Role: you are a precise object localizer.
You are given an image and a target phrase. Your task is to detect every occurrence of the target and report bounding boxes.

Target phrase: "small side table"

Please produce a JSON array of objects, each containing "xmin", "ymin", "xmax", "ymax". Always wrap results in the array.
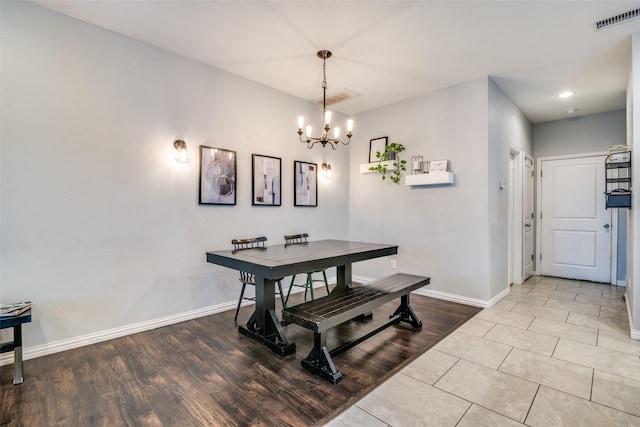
[{"xmin": 0, "ymin": 309, "xmax": 32, "ymax": 385}]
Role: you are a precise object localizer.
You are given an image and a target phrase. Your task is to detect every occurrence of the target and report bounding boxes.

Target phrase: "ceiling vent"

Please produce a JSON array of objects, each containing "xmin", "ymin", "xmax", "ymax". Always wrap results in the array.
[
  {"xmin": 595, "ymin": 7, "xmax": 640, "ymax": 30},
  {"xmin": 313, "ymin": 88, "xmax": 360, "ymax": 106}
]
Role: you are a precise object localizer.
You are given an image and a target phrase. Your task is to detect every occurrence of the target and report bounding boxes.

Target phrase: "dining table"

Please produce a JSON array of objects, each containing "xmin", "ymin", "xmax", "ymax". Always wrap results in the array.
[{"xmin": 206, "ymin": 239, "xmax": 398, "ymax": 355}]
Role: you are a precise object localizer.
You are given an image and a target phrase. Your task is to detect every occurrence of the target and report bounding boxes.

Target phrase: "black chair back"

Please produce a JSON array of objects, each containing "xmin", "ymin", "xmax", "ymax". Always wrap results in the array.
[{"xmin": 284, "ymin": 233, "xmax": 309, "ymax": 246}]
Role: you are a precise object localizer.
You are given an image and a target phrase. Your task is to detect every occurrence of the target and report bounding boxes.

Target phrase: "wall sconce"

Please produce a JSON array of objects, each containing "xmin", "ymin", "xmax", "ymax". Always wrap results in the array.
[
  {"xmin": 173, "ymin": 140, "xmax": 191, "ymax": 163},
  {"xmin": 322, "ymin": 163, "xmax": 332, "ymax": 179}
]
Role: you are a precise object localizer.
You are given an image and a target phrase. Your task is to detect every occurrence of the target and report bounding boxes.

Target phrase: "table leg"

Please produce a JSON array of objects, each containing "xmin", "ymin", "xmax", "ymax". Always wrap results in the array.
[
  {"xmin": 333, "ymin": 263, "xmax": 372, "ymax": 319},
  {"xmin": 13, "ymin": 325, "xmax": 23, "ymax": 385},
  {"xmin": 332, "ymin": 263, "xmax": 352, "ymax": 293},
  {"xmin": 238, "ymin": 276, "xmax": 296, "ymax": 356}
]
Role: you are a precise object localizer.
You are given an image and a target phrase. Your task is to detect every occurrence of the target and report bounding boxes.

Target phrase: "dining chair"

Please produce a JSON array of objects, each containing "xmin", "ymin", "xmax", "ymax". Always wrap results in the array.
[
  {"xmin": 283, "ymin": 233, "xmax": 330, "ymax": 305},
  {"xmin": 232, "ymin": 236, "xmax": 286, "ymax": 322}
]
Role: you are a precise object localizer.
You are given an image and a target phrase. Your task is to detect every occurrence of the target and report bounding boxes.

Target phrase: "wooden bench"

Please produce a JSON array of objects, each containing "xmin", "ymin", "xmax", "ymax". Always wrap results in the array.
[{"xmin": 282, "ymin": 272, "xmax": 430, "ymax": 383}]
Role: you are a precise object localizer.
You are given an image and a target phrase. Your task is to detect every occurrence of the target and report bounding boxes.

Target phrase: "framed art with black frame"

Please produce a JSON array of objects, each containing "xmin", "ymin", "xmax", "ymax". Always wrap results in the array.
[
  {"xmin": 369, "ymin": 136, "xmax": 388, "ymax": 162},
  {"xmin": 199, "ymin": 145, "xmax": 236, "ymax": 205},
  {"xmin": 252, "ymin": 154, "xmax": 281, "ymax": 206},
  {"xmin": 294, "ymin": 160, "xmax": 318, "ymax": 207}
]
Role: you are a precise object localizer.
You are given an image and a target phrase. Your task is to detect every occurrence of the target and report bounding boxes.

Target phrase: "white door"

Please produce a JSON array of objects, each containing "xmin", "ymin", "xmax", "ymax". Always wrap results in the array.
[
  {"xmin": 523, "ymin": 157, "xmax": 534, "ymax": 279},
  {"xmin": 540, "ymin": 155, "xmax": 611, "ymax": 282}
]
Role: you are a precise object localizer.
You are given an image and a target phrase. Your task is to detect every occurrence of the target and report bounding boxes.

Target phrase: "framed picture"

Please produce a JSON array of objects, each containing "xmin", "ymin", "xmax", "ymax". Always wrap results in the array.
[
  {"xmin": 252, "ymin": 154, "xmax": 281, "ymax": 206},
  {"xmin": 429, "ymin": 160, "xmax": 448, "ymax": 172},
  {"xmin": 199, "ymin": 145, "xmax": 236, "ymax": 205},
  {"xmin": 369, "ymin": 137, "xmax": 388, "ymax": 162},
  {"xmin": 294, "ymin": 161, "xmax": 318, "ymax": 207}
]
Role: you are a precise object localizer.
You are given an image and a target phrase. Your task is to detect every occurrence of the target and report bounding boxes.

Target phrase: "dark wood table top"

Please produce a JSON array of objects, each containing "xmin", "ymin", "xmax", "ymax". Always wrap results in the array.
[{"xmin": 206, "ymin": 239, "xmax": 398, "ymax": 279}]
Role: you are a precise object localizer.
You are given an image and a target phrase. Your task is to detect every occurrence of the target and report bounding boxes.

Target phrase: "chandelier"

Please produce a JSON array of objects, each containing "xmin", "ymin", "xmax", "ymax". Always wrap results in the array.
[{"xmin": 297, "ymin": 50, "xmax": 353, "ymax": 149}]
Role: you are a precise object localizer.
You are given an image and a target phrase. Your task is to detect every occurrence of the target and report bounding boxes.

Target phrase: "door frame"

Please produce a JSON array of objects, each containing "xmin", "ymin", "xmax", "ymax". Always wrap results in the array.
[
  {"xmin": 536, "ymin": 152, "xmax": 618, "ymax": 284},
  {"xmin": 510, "ymin": 145, "xmax": 524, "ymax": 285},
  {"xmin": 524, "ymin": 155, "xmax": 535, "ymax": 279}
]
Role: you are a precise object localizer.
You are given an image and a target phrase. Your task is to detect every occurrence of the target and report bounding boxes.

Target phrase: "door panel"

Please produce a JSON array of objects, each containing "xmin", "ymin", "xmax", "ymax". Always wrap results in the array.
[
  {"xmin": 540, "ymin": 155, "xmax": 611, "ymax": 282},
  {"xmin": 553, "ymin": 230, "xmax": 596, "ymax": 266}
]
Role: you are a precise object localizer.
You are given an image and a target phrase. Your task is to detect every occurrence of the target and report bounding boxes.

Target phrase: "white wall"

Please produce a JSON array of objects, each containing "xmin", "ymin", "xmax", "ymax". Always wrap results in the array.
[
  {"xmin": 1, "ymin": 2, "xmax": 350, "ymax": 350},
  {"xmin": 629, "ymin": 31, "xmax": 640, "ymax": 338},
  {"xmin": 349, "ymin": 77, "xmax": 532, "ymax": 304}
]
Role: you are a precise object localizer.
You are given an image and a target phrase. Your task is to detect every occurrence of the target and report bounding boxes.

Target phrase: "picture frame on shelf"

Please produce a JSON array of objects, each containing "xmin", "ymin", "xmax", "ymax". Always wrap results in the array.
[
  {"xmin": 294, "ymin": 160, "xmax": 318, "ymax": 207},
  {"xmin": 429, "ymin": 160, "xmax": 448, "ymax": 173},
  {"xmin": 369, "ymin": 136, "xmax": 388, "ymax": 163},
  {"xmin": 252, "ymin": 154, "xmax": 281, "ymax": 206},
  {"xmin": 199, "ymin": 145, "xmax": 236, "ymax": 205}
]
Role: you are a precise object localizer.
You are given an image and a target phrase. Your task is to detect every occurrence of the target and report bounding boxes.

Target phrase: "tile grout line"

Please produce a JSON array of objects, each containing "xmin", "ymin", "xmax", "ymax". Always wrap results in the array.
[{"xmin": 522, "ymin": 384, "xmax": 541, "ymax": 426}]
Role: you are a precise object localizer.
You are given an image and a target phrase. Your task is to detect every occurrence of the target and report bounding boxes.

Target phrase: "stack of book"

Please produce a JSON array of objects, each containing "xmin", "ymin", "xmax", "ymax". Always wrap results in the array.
[{"xmin": 0, "ymin": 301, "xmax": 32, "ymax": 317}]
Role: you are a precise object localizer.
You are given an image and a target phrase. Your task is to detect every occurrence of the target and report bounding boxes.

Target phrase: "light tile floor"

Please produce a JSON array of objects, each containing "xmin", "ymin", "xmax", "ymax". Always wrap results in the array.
[{"xmin": 325, "ymin": 276, "xmax": 640, "ymax": 426}]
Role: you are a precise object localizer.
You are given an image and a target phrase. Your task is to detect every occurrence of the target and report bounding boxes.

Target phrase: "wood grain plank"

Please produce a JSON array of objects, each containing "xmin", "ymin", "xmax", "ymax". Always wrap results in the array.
[{"xmin": 1, "ymin": 293, "xmax": 480, "ymax": 426}]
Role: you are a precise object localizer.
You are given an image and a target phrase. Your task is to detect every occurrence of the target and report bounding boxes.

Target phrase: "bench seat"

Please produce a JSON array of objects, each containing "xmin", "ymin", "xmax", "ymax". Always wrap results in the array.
[{"xmin": 282, "ymin": 272, "xmax": 430, "ymax": 383}]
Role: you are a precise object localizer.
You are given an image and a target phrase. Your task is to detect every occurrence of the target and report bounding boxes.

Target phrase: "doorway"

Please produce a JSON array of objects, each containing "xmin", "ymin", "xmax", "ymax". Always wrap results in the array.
[
  {"xmin": 537, "ymin": 154, "xmax": 613, "ymax": 283},
  {"xmin": 509, "ymin": 146, "xmax": 524, "ymax": 285}
]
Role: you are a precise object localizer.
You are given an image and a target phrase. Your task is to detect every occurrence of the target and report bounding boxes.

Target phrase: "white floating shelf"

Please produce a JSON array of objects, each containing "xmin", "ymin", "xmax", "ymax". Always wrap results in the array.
[
  {"xmin": 405, "ymin": 172, "xmax": 455, "ymax": 186},
  {"xmin": 360, "ymin": 160, "xmax": 395, "ymax": 174}
]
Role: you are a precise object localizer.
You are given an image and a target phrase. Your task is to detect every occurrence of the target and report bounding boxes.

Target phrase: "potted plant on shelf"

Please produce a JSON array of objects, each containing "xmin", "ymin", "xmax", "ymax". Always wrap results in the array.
[{"xmin": 368, "ymin": 142, "xmax": 407, "ymax": 183}]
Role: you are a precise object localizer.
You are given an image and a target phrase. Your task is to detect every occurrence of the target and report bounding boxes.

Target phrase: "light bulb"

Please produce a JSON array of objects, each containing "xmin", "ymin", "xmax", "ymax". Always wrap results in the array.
[
  {"xmin": 298, "ymin": 116, "xmax": 305, "ymax": 128},
  {"xmin": 334, "ymin": 127, "xmax": 340, "ymax": 138},
  {"xmin": 306, "ymin": 125, "xmax": 312, "ymax": 137},
  {"xmin": 324, "ymin": 111, "xmax": 332, "ymax": 125},
  {"xmin": 175, "ymin": 147, "xmax": 190, "ymax": 164},
  {"xmin": 557, "ymin": 91, "xmax": 575, "ymax": 98},
  {"xmin": 173, "ymin": 140, "xmax": 191, "ymax": 164},
  {"xmin": 347, "ymin": 119, "xmax": 354, "ymax": 132}
]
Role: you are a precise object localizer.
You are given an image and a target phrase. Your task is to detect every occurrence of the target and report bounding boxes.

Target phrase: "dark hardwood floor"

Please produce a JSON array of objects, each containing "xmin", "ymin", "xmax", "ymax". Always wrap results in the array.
[{"xmin": 1, "ymin": 291, "xmax": 481, "ymax": 426}]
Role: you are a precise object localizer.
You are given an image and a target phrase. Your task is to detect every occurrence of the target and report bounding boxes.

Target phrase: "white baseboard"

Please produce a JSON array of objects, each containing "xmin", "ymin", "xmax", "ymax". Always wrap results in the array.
[
  {"xmin": 355, "ymin": 275, "xmax": 507, "ymax": 308},
  {"xmin": 0, "ymin": 276, "xmax": 338, "ymax": 366},
  {"xmin": 353, "ymin": 275, "xmax": 375, "ymax": 284},
  {"xmin": 624, "ymin": 293, "xmax": 640, "ymax": 341},
  {"xmin": 0, "ymin": 275, "xmax": 516, "ymax": 365},
  {"xmin": 0, "ymin": 300, "xmax": 238, "ymax": 366},
  {"xmin": 413, "ymin": 286, "xmax": 509, "ymax": 308}
]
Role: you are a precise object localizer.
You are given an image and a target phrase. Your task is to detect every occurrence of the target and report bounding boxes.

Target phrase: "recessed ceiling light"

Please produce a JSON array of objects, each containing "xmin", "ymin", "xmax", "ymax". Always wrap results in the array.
[
  {"xmin": 557, "ymin": 91, "xmax": 576, "ymax": 98},
  {"xmin": 567, "ymin": 108, "xmax": 578, "ymax": 114}
]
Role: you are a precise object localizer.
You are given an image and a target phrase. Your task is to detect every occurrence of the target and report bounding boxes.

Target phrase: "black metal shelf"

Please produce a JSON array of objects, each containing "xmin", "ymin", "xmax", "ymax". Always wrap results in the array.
[
  {"xmin": 606, "ymin": 161, "xmax": 631, "ymax": 169},
  {"xmin": 606, "ymin": 177, "xmax": 632, "ymax": 183},
  {"xmin": 605, "ymin": 152, "xmax": 631, "ymax": 209}
]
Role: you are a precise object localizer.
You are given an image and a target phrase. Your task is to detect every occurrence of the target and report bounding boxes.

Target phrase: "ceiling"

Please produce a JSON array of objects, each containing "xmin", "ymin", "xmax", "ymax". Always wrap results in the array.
[{"xmin": 29, "ymin": 1, "xmax": 640, "ymax": 123}]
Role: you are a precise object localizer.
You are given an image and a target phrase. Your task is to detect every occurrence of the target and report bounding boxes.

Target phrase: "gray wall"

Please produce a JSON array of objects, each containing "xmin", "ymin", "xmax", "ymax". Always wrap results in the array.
[
  {"xmin": 488, "ymin": 78, "xmax": 534, "ymax": 291},
  {"xmin": 349, "ymin": 77, "xmax": 532, "ymax": 303},
  {"xmin": 534, "ymin": 110, "xmax": 626, "ymax": 159},
  {"xmin": 532, "ymin": 110, "xmax": 627, "ymax": 282},
  {"xmin": 1, "ymin": 2, "xmax": 350, "ymax": 348}
]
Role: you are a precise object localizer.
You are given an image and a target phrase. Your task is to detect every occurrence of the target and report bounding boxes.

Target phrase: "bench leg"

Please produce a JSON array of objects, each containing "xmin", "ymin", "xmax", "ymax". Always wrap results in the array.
[
  {"xmin": 301, "ymin": 332, "xmax": 342, "ymax": 384},
  {"xmin": 391, "ymin": 294, "xmax": 422, "ymax": 329}
]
